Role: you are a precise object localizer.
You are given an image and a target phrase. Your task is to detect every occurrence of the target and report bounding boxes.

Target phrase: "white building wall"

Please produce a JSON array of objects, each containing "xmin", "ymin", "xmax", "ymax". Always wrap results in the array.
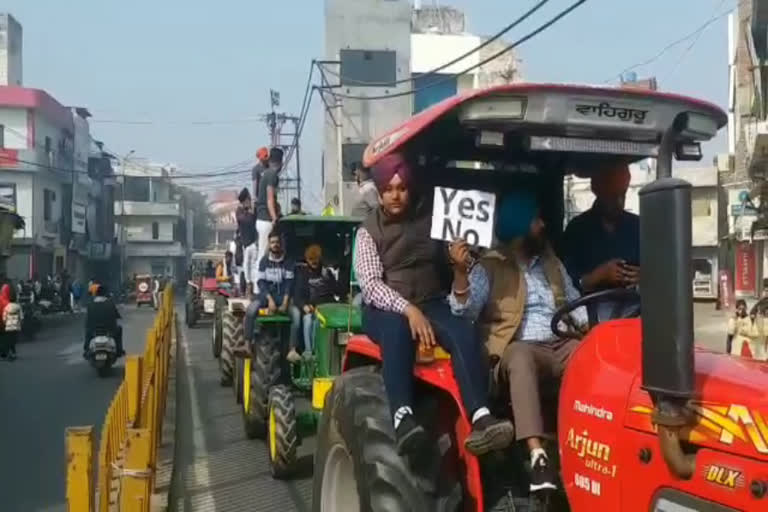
[
  {"xmin": 0, "ymin": 170, "xmax": 32, "ymax": 238},
  {"xmin": 0, "ymin": 14, "xmax": 22, "ymax": 87},
  {"xmin": 121, "ymin": 217, "xmax": 175, "ymax": 243},
  {"xmin": 324, "ymin": 0, "xmax": 413, "ymax": 214},
  {"xmin": 32, "ymin": 174, "xmax": 63, "ymax": 242},
  {"xmin": 411, "ymin": 33, "xmax": 481, "ymax": 74},
  {"xmin": 0, "ymin": 106, "xmax": 27, "ymax": 148}
]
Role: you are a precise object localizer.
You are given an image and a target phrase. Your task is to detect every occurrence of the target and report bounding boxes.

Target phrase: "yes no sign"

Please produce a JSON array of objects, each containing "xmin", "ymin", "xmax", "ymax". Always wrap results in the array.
[{"xmin": 431, "ymin": 187, "xmax": 496, "ymax": 248}]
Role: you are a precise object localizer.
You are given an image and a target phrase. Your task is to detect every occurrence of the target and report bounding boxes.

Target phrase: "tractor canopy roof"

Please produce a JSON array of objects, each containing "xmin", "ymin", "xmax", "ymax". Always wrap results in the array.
[{"xmin": 363, "ymin": 83, "xmax": 726, "ymax": 178}]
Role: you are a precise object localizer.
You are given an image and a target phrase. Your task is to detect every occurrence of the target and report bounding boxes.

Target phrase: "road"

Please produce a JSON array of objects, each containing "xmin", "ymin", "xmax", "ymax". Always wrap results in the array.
[
  {"xmin": 0, "ymin": 305, "xmax": 157, "ymax": 512},
  {"xmin": 171, "ymin": 318, "xmax": 313, "ymax": 512}
]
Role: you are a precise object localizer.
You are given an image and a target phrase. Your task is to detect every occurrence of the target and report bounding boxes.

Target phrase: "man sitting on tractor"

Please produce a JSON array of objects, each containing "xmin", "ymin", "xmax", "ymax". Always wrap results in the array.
[
  {"xmin": 255, "ymin": 230, "xmax": 300, "ymax": 360},
  {"xmin": 292, "ymin": 244, "xmax": 340, "ymax": 362},
  {"xmin": 560, "ymin": 164, "xmax": 640, "ymax": 309},
  {"xmin": 215, "ymin": 251, "xmax": 235, "ymax": 284},
  {"xmin": 449, "ymin": 190, "xmax": 587, "ymax": 494},
  {"xmin": 354, "ymin": 152, "xmax": 515, "ymax": 460}
]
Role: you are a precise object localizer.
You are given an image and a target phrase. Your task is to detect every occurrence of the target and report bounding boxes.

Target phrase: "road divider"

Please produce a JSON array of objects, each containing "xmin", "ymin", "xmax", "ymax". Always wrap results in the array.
[{"xmin": 66, "ymin": 287, "xmax": 177, "ymax": 512}]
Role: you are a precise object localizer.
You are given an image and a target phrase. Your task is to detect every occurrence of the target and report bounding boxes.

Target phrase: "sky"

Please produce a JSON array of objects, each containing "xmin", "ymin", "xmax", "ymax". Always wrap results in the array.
[{"xmin": 7, "ymin": 0, "xmax": 732, "ymax": 211}]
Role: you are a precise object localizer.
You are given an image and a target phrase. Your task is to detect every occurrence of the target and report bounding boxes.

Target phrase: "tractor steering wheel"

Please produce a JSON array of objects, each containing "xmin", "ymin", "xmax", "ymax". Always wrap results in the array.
[{"xmin": 550, "ymin": 288, "xmax": 641, "ymax": 339}]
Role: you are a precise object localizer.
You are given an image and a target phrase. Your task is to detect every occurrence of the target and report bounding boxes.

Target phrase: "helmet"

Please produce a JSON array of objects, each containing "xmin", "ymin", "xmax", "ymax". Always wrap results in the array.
[{"xmin": 257, "ymin": 147, "xmax": 269, "ymax": 161}]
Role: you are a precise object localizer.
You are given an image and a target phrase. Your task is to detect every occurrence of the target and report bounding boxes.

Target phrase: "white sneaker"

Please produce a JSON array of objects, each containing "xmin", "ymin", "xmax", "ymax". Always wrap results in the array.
[{"xmin": 286, "ymin": 349, "xmax": 302, "ymax": 363}]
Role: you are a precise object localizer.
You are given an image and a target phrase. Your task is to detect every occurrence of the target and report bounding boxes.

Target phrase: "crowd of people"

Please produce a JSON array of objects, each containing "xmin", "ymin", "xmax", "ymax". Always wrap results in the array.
[{"xmin": 351, "ymin": 152, "xmax": 640, "ymax": 493}]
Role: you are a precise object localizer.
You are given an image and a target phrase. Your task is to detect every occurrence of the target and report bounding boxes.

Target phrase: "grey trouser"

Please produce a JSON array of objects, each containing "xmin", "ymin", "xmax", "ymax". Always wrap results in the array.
[{"xmin": 495, "ymin": 338, "xmax": 579, "ymax": 440}]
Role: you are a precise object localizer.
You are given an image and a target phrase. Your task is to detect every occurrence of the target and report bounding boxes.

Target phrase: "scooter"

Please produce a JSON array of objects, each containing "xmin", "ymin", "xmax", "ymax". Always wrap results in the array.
[{"xmin": 87, "ymin": 331, "xmax": 118, "ymax": 377}]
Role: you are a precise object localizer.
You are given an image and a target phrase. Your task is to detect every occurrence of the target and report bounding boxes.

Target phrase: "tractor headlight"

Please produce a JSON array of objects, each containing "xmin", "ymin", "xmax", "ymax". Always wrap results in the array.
[{"xmin": 337, "ymin": 331, "xmax": 352, "ymax": 346}]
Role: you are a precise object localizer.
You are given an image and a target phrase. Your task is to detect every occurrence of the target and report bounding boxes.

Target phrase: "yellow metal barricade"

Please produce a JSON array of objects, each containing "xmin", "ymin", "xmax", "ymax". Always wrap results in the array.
[{"xmin": 66, "ymin": 286, "xmax": 175, "ymax": 512}]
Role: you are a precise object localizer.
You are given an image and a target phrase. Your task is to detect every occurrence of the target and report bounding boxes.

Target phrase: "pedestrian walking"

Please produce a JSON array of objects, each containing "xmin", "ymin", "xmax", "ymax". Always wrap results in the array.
[{"xmin": 0, "ymin": 284, "xmax": 21, "ymax": 361}]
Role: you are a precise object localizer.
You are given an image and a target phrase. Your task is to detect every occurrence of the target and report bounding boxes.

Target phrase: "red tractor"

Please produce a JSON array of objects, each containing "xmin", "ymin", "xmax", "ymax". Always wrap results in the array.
[{"xmin": 312, "ymin": 84, "xmax": 768, "ymax": 511}]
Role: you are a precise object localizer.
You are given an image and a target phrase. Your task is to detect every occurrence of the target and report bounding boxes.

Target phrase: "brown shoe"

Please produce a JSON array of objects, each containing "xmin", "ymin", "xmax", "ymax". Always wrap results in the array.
[{"xmin": 464, "ymin": 416, "xmax": 515, "ymax": 456}]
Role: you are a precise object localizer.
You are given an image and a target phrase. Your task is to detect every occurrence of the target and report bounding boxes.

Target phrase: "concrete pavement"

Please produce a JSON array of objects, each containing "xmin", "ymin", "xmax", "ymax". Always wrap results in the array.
[
  {"xmin": 0, "ymin": 305, "xmax": 157, "ymax": 512},
  {"xmin": 171, "ymin": 319, "xmax": 313, "ymax": 512}
]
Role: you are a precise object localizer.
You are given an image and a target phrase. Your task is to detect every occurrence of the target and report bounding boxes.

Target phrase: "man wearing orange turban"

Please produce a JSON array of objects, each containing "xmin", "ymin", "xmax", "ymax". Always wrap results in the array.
[{"xmin": 560, "ymin": 162, "xmax": 640, "ymax": 293}]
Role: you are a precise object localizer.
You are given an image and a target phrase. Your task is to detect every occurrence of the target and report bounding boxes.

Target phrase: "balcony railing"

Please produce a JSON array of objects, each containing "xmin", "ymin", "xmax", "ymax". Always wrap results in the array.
[{"xmin": 114, "ymin": 201, "xmax": 180, "ymax": 217}]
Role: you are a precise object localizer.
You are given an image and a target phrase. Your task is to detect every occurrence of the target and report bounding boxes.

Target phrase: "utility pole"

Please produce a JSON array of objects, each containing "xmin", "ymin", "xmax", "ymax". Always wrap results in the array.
[{"xmin": 261, "ymin": 90, "xmax": 302, "ymax": 208}]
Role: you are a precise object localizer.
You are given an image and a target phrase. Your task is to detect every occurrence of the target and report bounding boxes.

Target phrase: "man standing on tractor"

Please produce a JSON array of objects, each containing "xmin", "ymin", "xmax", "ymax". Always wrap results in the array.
[
  {"xmin": 292, "ymin": 244, "xmax": 340, "ymax": 361},
  {"xmin": 236, "ymin": 187, "xmax": 258, "ymax": 296},
  {"xmin": 560, "ymin": 164, "xmax": 640, "ymax": 297},
  {"xmin": 449, "ymin": 190, "xmax": 587, "ymax": 494},
  {"xmin": 255, "ymin": 148, "xmax": 284, "ymax": 285},
  {"xmin": 351, "ymin": 164, "xmax": 378, "ymax": 217},
  {"xmin": 254, "ymin": 230, "xmax": 300, "ymax": 359},
  {"xmin": 289, "ymin": 198, "xmax": 305, "ymax": 215},
  {"xmin": 252, "ymin": 146, "xmax": 270, "ymax": 202},
  {"xmin": 354, "ymin": 152, "xmax": 514, "ymax": 460}
]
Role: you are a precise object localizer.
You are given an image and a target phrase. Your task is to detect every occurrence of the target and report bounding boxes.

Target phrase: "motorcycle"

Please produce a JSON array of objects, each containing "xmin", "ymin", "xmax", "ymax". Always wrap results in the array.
[
  {"xmin": 17, "ymin": 283, "xmax": 40, "ymax": 339},
  {"xmin": 87, "ymin": 330, "xmax": 118, "ymax": 377}
]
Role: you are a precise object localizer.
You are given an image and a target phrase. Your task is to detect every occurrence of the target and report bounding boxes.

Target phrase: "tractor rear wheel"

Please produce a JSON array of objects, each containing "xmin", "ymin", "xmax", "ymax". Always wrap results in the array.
[
  {"xmin": 219, "ymin": 309, "xmax": 239, "ymax": 387},
  {"xmin": 243, "ymin": 336, "xmax": 281, "ymax": 439},
  {"xmin": 267, "ymin": 385, "xmax": 298, "ymax": 478},
  {"xmin": 212, "ymin": 296, "xmax": 225, "ymax": 358},
  {"xmin": 312, "ymin": 368, "xmax": 429, "ymax": 512}
]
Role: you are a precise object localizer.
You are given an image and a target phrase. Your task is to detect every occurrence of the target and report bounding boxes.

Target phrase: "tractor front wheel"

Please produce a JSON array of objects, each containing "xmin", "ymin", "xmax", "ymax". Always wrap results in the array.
[
  {"xmin": 212, "ymin": 296, "xmax": 225, "ymax": 358},
  {"xmin": 219, "ymin": 309, "xmax": 239, "ymax": 387},
  {"xmin": 243, "ymin": 336, "xmax": 281, "ymax": 439},
  {"xmin": 312, "ymin": 368, "xmax": 429, "ymax": 512},
  {"xmin": 267, "ymin": 385, "xmax": 298, "ymax": 478}
]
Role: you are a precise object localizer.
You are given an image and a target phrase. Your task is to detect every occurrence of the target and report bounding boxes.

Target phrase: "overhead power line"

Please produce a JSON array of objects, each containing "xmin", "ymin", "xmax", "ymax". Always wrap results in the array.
[
  {"xmin": 320, "ymin": 0, "xmax": 552, "ymax": 87},
  {"xmin": 321, "ymin": 0, "xmax": 588, "ymax": 101},
  {"xmin": 602, "ymin": 4, "xmax": 734, "ymax": 83}
]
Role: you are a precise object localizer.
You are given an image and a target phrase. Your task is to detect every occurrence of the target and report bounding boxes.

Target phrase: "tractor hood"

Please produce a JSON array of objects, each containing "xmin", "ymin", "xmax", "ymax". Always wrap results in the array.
[{"xmin": 625, "ymin": 348, "xmax": 768, "ymax": 462}]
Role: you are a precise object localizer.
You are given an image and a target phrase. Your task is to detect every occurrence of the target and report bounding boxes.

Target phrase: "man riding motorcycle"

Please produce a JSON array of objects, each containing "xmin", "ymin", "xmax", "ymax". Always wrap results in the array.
[{"xmin": 84, "ymin": 284, "xmax": 125, "ymax": 359}]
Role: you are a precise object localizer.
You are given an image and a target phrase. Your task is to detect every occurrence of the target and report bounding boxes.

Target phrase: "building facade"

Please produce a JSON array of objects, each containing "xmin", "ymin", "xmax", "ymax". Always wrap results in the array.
[
  {"xmin": 0, "ymin": 86, "xmax": 75, "ymax": 280},
  {"xmin": 209, "ymin": 190, "xmax": 237, "ymax": 251},
  {"xmin": 0, "ymin": 14, "xmax": 22, "ymax": 87},
  {"xmin": 721, "ymin": 2, "xmax": 768, "ymax": 301},
  {"xmin": 323, "ymin": 2, "xmax": 520, "ymax": 215},
  {"xmin": 323, "ymin": 0, "xmax": 413, "ymax": 215},
  {"xmin": 114, "ymin": 161, "xmax": 186, "ymax": 281}
]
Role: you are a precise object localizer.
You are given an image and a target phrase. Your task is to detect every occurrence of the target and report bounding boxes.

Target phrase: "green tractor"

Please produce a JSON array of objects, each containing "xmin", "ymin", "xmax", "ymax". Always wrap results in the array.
[{"xmin": 237, "ymin": 215, "xmax": 363, "ymax": 478}]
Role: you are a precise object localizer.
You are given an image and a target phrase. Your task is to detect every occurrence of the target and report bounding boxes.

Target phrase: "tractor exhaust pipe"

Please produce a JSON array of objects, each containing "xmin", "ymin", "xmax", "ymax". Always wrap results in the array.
[{"xmin": 639, "ymin": 115, "xmax": 696, "ymax": 479}]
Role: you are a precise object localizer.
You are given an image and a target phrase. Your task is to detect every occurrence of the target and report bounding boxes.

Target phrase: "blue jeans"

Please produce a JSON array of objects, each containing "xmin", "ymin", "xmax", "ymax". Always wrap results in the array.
[
  {"xmin": 363, "ymin": 300, "xmax": 488, "ymax": 418},
  {"xmin": 303, "ymin": 313, "xmax": 316, "ymax": 353}
]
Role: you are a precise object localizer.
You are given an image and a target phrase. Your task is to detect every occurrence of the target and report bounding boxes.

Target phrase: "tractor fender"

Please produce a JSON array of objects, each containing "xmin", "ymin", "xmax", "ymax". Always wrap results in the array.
[{"xmin": 187, "ymin": 281, "xmax": 200, "ymax": 291}]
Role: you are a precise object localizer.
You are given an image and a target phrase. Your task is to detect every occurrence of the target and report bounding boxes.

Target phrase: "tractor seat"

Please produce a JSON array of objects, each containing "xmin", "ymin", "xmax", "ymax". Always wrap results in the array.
[{"xmin": 202, "ymin": 278, "xmax": 218, "ymax": 292}]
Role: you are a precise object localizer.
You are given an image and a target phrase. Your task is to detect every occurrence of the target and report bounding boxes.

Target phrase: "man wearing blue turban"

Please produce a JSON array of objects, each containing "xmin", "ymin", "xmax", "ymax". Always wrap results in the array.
[{"xmin": 448, "ymin": 188, "xmax": 587, "ymax": 495}]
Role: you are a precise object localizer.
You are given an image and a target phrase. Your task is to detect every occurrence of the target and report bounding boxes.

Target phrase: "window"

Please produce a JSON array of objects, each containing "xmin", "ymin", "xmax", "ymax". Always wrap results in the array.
[
  {"xmin": 0, "ymin": 124, "xmax": 5, "ymax": 148},
  {"xmin": 152, "ymin": 222, "xmax": 159, "ymax": 240},
  {"xmin": 55, "ymin": 256, "xmax": 64, "ymax": 274},
  {"xmin": 342, "ymin": 143, "xmax": 367, "ymax": 182},
  {"xmin": 339, "ymin": 49, "xmax": 397, "ymax": 87},
  {"xmin": 691, "ymin": 197, "xmax": 711, "ymax": 217},
  {"xmin": 43, "ymin": 189, "xmax": 54, "ymax": 221},
  {"xmin": 0, "ymin": 183, "xmax": 16, "ymax": 212},
  {"xmin": 124, "ymin": 176, "xmax": 150, "ymax": 202}
]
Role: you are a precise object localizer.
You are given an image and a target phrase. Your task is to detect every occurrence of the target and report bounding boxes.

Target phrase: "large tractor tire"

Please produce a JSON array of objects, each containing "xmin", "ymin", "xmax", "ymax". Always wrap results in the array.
[
  {"xmin": 267, "ymin": 385, "xmax": 298, "ymax": 479},
  {"xmin": 212, "ymin": 296, "xmax": 226, "ymax": 358},
  {"xmin": 243, "ymin": 337, "xmax": 281, "ymax": 439},
  {"xmin": 312, "ymin": 368, "xmax": 429, "ymax": 512},
  {"xmin": 219, "ymin": 309, "xmax": 239, "ymax": 387}
]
